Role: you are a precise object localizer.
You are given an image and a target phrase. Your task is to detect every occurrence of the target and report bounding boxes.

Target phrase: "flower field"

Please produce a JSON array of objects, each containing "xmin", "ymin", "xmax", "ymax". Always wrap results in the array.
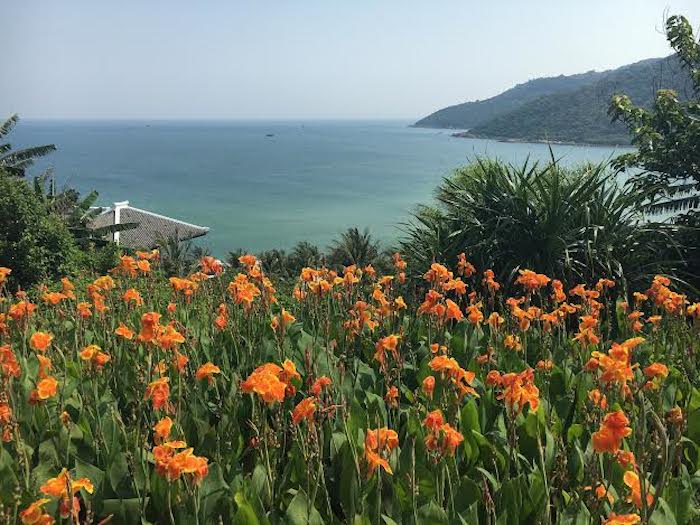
[{"xmin": 0, "ymin": 254, "xmax": 698, "ymax": 525}]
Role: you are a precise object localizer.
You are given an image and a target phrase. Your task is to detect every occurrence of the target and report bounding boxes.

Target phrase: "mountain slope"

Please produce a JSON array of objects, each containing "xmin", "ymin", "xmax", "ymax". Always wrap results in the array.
[
  {"xmin": 415, "ymin": 56, "xmax": 694, "ymax": 144},
  {"xmin": 413, "ymin": 70, "xmax": 605, "ymax": 129}
]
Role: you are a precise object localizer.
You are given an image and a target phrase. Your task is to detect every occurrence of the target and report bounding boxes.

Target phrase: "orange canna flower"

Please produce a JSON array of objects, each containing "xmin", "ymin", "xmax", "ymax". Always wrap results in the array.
[
  {"xmin": 76, "ymin": 301, "xmax": 92, "ymax": 318},
  {"xmin": 241, "ymin": 364, "xmax": 287, "ymax": 404},
  {"xmin": 153, "ymin": 416, "xmax": 173, "ymax": 443},
  {"xmin": 615, "ymin": 450, "xmax": 637, "ymax": 469},
  {"xmin": 311, "ymin": 376, "xmax": 332, "ymax": 397},
  {"xmin": 592, "ymin": 410, "xmax": 632, "ymax": 454},
  {"xmin": 145, "ymin": 377, "xmax": 170, "ymax": 410},
  {"xmin": 497, "ymin": 368, "xmax": 539, "ymax": 413},
  {"xmin": 42, "ymin": 292, "xmax": 67, "ymax": 306},
  {"xmin": 643, "ymin": 362, "xmax": 668, "ymax": 379},
  {"xmin": 0, "ymin": 267, "xmax": 11, "ymax": 285},
  {"xmin": 19, "ymin": 498, "xmax": 53, "ymax": 525},
  {"xmin": 292, "ymin": 397, "xmax": 317, "ymax": 425},
  {"xmin": 30, "ymin": 331, "xmax": 53, "ymax": 352},
  {"xmin": 623, "ymin": 470, "xmax": 654, "ymax": 509},
  {"xmin": 504, "ymin": 334, "xmax": 522, "ymax": 351},
  {"xmin": 195, "ymin": 362, "xmax": 221, "ymax": 384},
  {"xmin": 0, "ymin": 344, "xmax": 21, "ymax": 378},
  {"xmin": 9, "ymin": 300, "xmax": 37, "ymax": 321},
  {"xmin": 384, "ymin": 385, "xmax": 399, "ymax": 407},
  {"xmin": 422, "ymin": 375, "xmax": 435, "ymax": 398},
  {"xmin": 123, "ymin": 288, "xmax": 144, "ymax": 306},
  {"xmin": 115, "ymin": 323, "xmax": 134, "ymax": 340},
  {"xmin": 516, "ymin": 269, "xmax": 550, "ymax": 292},
  {"xmin": 445, "ymin": 299, "xmax": 463, "ymax": 321},
  {"xmin": 603, "ymin": 514, "xmax": 640, "ymax": 525},
  {"xmin": 30, "ymin": 377, "xmax": 58, "ymax": 404}
]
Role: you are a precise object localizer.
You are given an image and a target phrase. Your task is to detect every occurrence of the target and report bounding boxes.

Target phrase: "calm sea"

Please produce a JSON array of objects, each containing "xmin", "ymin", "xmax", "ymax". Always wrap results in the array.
[{"xmin": 13, "ymin": 120, "xmax": 630, "ymax": 256}]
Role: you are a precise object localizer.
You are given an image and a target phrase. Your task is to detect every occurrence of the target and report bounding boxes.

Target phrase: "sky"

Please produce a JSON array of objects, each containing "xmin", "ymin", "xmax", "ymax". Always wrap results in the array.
[{"xmin": 3, "ymin": 0, "xmax": 700, "ymax": 120}]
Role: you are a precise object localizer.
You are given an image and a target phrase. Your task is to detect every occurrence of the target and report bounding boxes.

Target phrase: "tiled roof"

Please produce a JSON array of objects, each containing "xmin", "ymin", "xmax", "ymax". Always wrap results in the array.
[{"xmin": 88, "ymin": 202, "xmax": 209, "ymax": 249}]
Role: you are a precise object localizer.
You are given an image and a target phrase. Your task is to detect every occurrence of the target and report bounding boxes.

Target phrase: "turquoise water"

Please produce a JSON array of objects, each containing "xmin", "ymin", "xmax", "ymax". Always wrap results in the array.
[{"xmin": 14, "ymin": 120, "xmax": 629, "ymax": 256}]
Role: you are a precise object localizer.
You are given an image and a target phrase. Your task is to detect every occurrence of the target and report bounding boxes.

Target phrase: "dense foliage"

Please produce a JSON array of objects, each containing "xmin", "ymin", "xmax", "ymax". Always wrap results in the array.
[
  {"xmin": 400, "ymin": 159, "xmax": 684, "ymax": 297},
  {"xmin": 0, "ymin": 172, "xmax": 84, "ymax": 288},
  {"xmin": 0, "ymin": 253, "xmax": 698, "ymax": 524}
]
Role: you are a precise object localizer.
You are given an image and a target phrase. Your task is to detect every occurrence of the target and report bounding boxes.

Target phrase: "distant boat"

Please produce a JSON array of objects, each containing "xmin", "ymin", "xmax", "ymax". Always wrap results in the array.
[{"xmin": 266, "ymin": 133, "xmax": 274, "ymax": 137}]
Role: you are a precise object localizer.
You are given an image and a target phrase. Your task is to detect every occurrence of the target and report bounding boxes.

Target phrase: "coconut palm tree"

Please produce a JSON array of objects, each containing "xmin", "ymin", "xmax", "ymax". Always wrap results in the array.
[
  {"xmin": 0, "ymin": 114, "xmax": 56, "ymax": 177},
  {"xmin": 327, "ymin": 227, "xmax": 381, "ymax": 269}
]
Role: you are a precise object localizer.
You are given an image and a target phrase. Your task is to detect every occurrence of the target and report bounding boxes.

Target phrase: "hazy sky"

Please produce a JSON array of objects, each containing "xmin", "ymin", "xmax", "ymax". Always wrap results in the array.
[{"xmin": 3, "ymin": 0, "xmax": 700, "ymax": 119}]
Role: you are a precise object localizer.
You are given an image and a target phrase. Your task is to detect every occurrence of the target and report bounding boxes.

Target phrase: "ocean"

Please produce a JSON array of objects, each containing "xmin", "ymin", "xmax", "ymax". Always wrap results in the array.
[{"xmin": 13, "ymin": 120, "xmax": 630, "ymax": 256}]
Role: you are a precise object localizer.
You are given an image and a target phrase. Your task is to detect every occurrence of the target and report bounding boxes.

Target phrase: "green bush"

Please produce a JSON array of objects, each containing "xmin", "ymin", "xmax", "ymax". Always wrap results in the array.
[{"xmin": 0, "ymin": 172, "xmax": 83, "ymax": 288}]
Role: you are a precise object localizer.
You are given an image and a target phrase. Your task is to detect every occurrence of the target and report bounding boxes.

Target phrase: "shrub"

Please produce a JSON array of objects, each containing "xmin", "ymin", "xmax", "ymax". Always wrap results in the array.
[
  {"xmin": 400, "ymin": 158, "xmax": 685, "ymax": 295},
  {"xmin": 0, "ymin": 172, "xmax": 82, "ymax": 288}
]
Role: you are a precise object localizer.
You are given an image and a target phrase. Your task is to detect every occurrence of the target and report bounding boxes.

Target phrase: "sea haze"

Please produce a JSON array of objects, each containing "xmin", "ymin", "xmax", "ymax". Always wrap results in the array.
[{"xmin": 13, "ymin": 120, "xmax": 630, "ymax": 256}]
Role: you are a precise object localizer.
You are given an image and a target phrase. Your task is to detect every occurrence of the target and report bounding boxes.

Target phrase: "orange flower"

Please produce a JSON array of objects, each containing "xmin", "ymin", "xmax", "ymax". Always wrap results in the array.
[
  {"xmin": 30, "ymin": 331, "xmax": 53, "ymax": 352},
  {"xmin": 42, "ymin": 291, "xmax": 67, "ymax": 306},
  {"xmin": 137, "ymin": 259, "xmax": 151, "ymax": 273},
  {"xmin": 139, "ymin": 312, "xmax": 162, "ymax": 342},
  {"xmin": 374, "ymin": 334, "xmax": 400, "ymax": 365},
  {"xmin": 422, "ymin": 375, "xmax": 435, "ymax": 398},
  {"xmin": 603, "ymin": 514, "xmax": 640, "ymax": 525},
  {"xmin": 615, "ymin": 450, "xmax": 637, "ymax": 469},
  {"xmin": 0, "ymin": 344, "xmax": 21, "ymax": 378},
  {"xmin": 423, "ymin": 411, "xmax": 463, "ymax": 457},
  {"xmin": 486, "ymin": 370, "xmax": 502, "ymax": 386},
  {"xmin": 466, "ymin": 303, "xmax": 484, "ymax": 325},
  {"xmin": 445, "ymin": 299, "xmax": 463, "ymax": 321},
  {"xmin": 592, "ymin": 410, "xmax": 632, "ymax": 454},
  {"xmin": 292, "ymin": 397, "xmax": 317, "ymax": 425},
  {"xmin": 199, "ymin": 255, "xmax": 224, "ymax": 275},
  {"xmin": 37, "ymin": 355, "xmax": 52, "ymax": 379},
  {"xmin": 0, "ymin": 267, "xmax": 11, "ymax": 285},
  {"xmin": 8, "ymin": 300, "xmax": 37, "ymax": 321},
  {"xmin": 535, "ymin": 359, "xmax": 553, "ymax": 372},
  {"xmin": 195, "ymin": 362, "xmax": 221, "ymax": 384},
  {"xmin": 93, "ymin": 275, "xmax": 115, "ymax": 291},
  {"xmin": 40, "ymin": 468, "xmax": 94, "ymax": 519},
  {"xmin": 238, "ymin": 254, "xmax": 258, "ymax": 268},
  {"xmin": 487, "ymin": 312, "xmax": 504, "ymax": 330},
  {"xmin": 166, "ymin": 448, "xmax": 209, "ymax": 483},
  {"xmin": 115, "ymin": 323, "xmax": 134, "ymax": 340},
  {"xmin": 365, "ymin": 427, "xmax": 399, "ymax": 452},
  {"xmin": 76, "ymin": 301, "xmax": 92, "ymax": 318},
  {"xmin": 643, "ymin": 362, "xmax": 668, "ymax": 379},
  {"xmin": 364, "ymin": 448, "xmax": 392, "ymax": 477},
  {"xmin": 144, "ymin": 377, "xmax": 170, "ymax": 410},
  {"xmin": 587, "ymin": 389, "xmax": 608, "ymax": 410},
  {"xmin": 311, "ymin": 376, "xmax": 332, "ymax": 397},
  {"xmin": 516, "ymin": 269, "xmax": 550, "ymax": 292},
  {"xmin": 123, "ymin": 288, "xmax": 144, "ymax": 306},
  {"xmin": 423, "ymin": 409, "xmax": 445, "ymax": 431},
  {"xmin": 623, "ymin": 470, "xmax": 654, "ymax": 509},
  {"xmin": 241, "ymin": 364, "xmax": 287, "ymax": 404},
  {"xmin": 19, "ymin": 498, "xmax": 53, "ymax": 525},
  {"xmin": 153, "ymin": 416, "xmax": 173, "ymax": 443},
  {"xmin": 30, "ymin": 377, "xmax": 58, "ymax": 403},
  {"xmin": 504, "ymin": 334, "xmax": 522, "ymax": 351},
  {"xmin": 385, "ymin": 385, "xmax": 399, "ymax": 407},
  {"xmin": 79, "ymin": 344, "xmax": 111, "ymax": 370},
  {"xmin": 498, "ymin": 368, "xmax": 539, "ymax": 413},
  {"xmin": 156, "ymin": 324, "xmax": 185, "ymax": 350}
]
